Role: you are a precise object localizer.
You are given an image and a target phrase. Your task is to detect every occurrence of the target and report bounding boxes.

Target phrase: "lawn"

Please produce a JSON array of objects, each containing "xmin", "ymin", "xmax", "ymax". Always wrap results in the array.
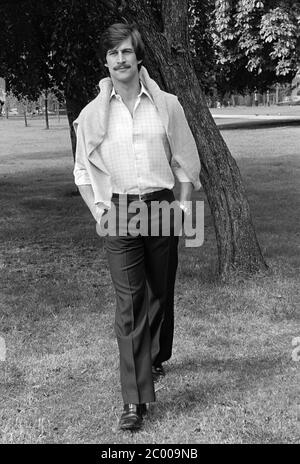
[{"xmin": 0, "ymin": 116, "xmax": 299, "ymax": 444}]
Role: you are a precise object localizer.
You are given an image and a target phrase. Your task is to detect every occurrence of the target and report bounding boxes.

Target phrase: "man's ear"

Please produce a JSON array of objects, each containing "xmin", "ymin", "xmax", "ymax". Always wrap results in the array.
[{"xmin": 104, "ymin": 63, "xmax": 109, "ymax": 68}]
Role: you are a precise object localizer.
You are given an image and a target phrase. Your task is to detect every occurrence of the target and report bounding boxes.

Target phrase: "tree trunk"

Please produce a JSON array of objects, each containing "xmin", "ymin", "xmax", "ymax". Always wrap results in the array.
[
  {"xmin": 57, "ymin": 101, "xmax": 60, "ymax": 123},
  {"xmin": 64, "ymin": 92, "xmax": 83, "ymax": 163},
  {"xmin": 275, "ymin": 83, "xmax": 279, "ymax": 104},
  {"xmin": 65, "ymin": 88, "xmax": 91, "ymax": 195},
  {"xmin": 44, "ymin": 90, "xmax": 49, "ymax": 129},
  {"xmin": 23, "ymin": 106, "xmax": 28, "ymax": 127},
  {"xmin": 121, "ymin": 0, "xmax": 268, "ymax": 277}
]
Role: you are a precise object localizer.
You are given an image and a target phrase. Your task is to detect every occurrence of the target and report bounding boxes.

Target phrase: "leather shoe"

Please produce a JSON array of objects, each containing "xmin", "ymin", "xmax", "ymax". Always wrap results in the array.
[
  {"xmin": 152, "ymin": 364, "xmax": 165, "ymax": 382},
  {"xmin": 118, "ymin": 403, "xmax": 147, "ymax": 431}
]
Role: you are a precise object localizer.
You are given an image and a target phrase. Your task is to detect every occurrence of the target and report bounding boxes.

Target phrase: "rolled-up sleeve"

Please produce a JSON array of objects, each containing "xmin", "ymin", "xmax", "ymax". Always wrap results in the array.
[
  {"xmin": 73, "ymin": 120, "xmax": 92, "ymax": 186},
  {"xmin": 170, "ymin": 99, "xmax": 201, "ymax": 191},
  {"xmin": 171, "ymin": 158, "xmax": 193, "ymax": 183}
]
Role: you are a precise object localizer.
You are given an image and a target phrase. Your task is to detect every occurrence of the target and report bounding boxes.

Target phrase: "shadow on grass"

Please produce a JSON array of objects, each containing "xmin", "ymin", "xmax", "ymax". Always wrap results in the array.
[
  {"xmin": 153, "ymin": 352, "xmax": 287, "ymax": 415},
  {"xmin": 7, "ymin": 150, "xmax": 71, "ymax": 161},
  {"xmin": 219, "ymin": 120, "xmax": 300, "ymax": 131}
]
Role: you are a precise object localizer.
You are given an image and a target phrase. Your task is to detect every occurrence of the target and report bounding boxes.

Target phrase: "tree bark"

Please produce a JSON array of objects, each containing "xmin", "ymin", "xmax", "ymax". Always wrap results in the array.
[
  {"xmin": 64, "ymin": 92, "xmax": 84, "ymax": 195},
  {"xmin": 23, "ymin": 100, "xmax": 28, "ymax": 127},
  {"xmin": 65, "ymin": 90, "xmax": 86, "ymax": 163},
  {"xmin": 121, "ymin": 0, "xmax": 268, "ymax": 277}
]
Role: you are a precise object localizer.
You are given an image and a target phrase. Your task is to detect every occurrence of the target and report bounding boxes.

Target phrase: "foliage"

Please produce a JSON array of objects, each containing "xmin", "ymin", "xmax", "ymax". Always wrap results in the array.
[
  {"xmin": 1, "ymin": 0, "xmax": 299, "ymax": 104},
  {"xmin": 0, "ymin": 0, "xmax": 55, "ymax": 100},
  {"xmin": 189, "ymin": 0, "xmax": 217, "ymax": 95},
  {"xmin": 48, "ymin": 0, "xmax": 117, "ymax": 104},
  {"xmin": 0, "ymin": 0, "xmax": 118, "ymax": 105},
  {"xmin": 212, "ymin": 0, "xmax": 300, "ymax": 94}
]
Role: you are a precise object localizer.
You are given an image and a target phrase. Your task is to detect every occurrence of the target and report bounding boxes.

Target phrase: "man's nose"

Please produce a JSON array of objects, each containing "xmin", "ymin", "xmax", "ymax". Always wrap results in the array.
[{"xmin": 117, "ymin": 51, "xmax": 125, "ymax": 62}]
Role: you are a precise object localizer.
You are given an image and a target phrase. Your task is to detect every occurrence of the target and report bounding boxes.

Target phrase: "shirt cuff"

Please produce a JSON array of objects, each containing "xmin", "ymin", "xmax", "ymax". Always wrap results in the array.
[
  {"xmin": 172, "ymin": 166, "xmax": 192, "ymax": 183},
  {"xmin": 74, "ymin": 176, "xmax": 92, "ymax": 186}
]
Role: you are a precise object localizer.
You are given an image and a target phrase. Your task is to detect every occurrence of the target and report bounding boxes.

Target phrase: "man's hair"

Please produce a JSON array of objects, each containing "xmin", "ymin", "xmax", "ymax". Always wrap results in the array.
[{"xmin": 101, "ymin": 23, "xmax": 145, "ymax": 70}]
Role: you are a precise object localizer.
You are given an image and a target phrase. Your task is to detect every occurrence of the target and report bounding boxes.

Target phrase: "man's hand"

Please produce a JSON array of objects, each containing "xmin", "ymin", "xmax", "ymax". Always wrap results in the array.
[
  {"xmin": 78, "ymin": 184, "xmax": 106, "ymax": 223},
  {"xmin": 178, "ymin": 201, "xmax": 192, "ymax": 216},
  {"xmin": 178, "ymin": 181, "xmax": 193, "ymax": 216}
]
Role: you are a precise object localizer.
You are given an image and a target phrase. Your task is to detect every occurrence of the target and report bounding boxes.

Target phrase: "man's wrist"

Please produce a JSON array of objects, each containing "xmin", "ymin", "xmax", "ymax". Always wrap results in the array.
[{"xmin": 94, "ymin": 207, "xmax": 106, "ymax": 223}]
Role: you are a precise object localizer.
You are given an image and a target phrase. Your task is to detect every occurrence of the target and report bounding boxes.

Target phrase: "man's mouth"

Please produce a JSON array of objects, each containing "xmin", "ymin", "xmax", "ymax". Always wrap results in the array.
[{"xmin": 115, "ymin": 66, "xmax": 130, "ymax": 70}]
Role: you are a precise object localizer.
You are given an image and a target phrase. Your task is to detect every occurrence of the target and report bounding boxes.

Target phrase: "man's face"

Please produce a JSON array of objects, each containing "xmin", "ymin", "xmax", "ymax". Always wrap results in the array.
[{"xmin": 105, "ymin": 36, "xmax": 142, "ymax": 84}]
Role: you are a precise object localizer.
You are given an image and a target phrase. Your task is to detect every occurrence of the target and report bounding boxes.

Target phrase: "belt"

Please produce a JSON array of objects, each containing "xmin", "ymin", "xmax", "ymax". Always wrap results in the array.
[{"xmin": 112, "ymin": 188, "xmax": 171, "ymax": 202}]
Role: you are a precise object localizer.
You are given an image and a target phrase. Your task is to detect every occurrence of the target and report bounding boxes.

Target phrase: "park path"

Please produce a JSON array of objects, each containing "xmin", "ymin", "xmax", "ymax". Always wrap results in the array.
[{"xmin": 211, "ymin": 104, "xmax": 300, "ymax": 117}]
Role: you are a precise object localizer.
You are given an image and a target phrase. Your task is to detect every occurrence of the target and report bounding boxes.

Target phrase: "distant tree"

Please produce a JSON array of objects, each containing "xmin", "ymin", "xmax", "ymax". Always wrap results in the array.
[
  {"xmin": 0, "ymin": 0, "xmax": 116, "ymax": 138},
  {"xmin": 48, "ymin": 0, "xmax": 117, "ymax": 155},
  {"xmin": 0, "ymin": 0, "xmax": 56, "ymax": 127}
]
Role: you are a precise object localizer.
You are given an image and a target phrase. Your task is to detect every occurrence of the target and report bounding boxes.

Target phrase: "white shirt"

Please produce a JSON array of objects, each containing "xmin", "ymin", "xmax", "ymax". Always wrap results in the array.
[{"xmin": 100, "ymin": 81, "xmax": 190, "ymax": 194}]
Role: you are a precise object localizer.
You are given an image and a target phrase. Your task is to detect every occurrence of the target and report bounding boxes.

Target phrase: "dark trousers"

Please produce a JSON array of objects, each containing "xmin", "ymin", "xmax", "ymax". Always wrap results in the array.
[{"xmin": 104, "ymin": 190, "xmax": 179, "ymax": 404}]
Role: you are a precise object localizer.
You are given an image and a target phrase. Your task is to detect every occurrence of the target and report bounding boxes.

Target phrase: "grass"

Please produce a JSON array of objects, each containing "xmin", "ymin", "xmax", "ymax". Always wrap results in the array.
[{"xmin": 0, "ymin": 116, "xmax": 299, "ymax": 444}]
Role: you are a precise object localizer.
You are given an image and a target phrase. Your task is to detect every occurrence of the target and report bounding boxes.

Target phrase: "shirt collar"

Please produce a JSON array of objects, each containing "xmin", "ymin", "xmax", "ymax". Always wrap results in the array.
[{"xmin": 110, "ymin": 81, "xmax": 154, "ymax": 104}]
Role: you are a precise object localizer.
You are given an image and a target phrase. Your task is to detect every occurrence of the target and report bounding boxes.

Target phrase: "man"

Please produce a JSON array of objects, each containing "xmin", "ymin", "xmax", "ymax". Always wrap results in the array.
[{"xmin": 73, "ymin": 23, "xmax": 201, "ymax": 431}]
